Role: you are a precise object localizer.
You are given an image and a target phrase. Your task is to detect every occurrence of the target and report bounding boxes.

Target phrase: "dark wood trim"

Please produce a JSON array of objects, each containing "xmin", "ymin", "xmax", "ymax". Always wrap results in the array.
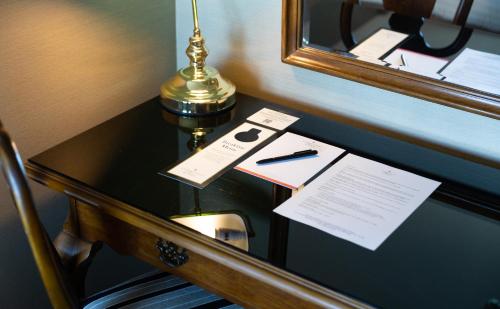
[
  {"xmin": 53, "ymin": 197, "xmax": 102, "ymax": 298},
  {"xmin": 25, "ymin": 162, "xmax": 374, "ymax": 309},
  {"xmin": 281, "ymin": 0, "xmax": 500, "ymax": 120},
  {"xmin": 268, "ymin": 185, "xmax": 292, "ymax": 267}
]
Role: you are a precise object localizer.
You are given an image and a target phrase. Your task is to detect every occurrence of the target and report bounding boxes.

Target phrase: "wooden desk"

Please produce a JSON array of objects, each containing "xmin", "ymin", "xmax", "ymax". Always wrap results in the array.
[{"xmin": 26, "ymin": 94, "xmax": 500, "ymax": 308}]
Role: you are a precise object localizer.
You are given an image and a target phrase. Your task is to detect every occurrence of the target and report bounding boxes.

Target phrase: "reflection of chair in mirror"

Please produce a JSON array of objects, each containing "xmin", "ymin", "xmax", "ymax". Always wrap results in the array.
[
  {"xmin": 340, "ymin": 0, "xmax": 474, "ymax": 57},
  {"xmin": 0, "ymin": 122, "xmax": 239, "ymax": 308}
]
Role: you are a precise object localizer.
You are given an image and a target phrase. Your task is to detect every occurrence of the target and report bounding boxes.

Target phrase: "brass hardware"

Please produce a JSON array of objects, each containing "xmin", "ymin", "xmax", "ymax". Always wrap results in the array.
[
  {"xmin": 160, "ymin": 0, "xmax": 236, "ymax": 116},
  {"xmin": 156, "ymin": 239, "xmax": 189, "ymax": 268}
]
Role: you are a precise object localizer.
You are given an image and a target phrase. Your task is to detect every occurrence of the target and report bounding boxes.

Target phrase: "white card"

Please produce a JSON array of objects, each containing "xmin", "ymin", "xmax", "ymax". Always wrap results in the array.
[
  {"xmin": 235, "ymin": 132, "xmax": 345, "ymax": 189},
  {"xmin": 168, "ymin": 122, "xmax": 275, "ymax": 187},
  {"xmin": 274, "ymin": 154, "xmax": 441, "ymax": 250},
  {"xmin": 247, "ymin": 108, "xmax": 299, "ymax": 130},
  {"xmin": 350, "ymin": 28, "xmax": 409, "ymax": 60}
]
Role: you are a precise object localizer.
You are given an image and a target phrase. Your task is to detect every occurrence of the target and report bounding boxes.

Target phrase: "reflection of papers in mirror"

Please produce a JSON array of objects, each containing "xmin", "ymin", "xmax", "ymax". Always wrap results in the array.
[
  {"xmin": 384, "ymin": 48, "xmax": 448, "ymax": 79},
  {"xmin": 440, "ymin": 48, "xmax": 500, "ymax": 96},
  {"xmin": 171, "ymin": 213, "xmax": 250, "ymax": 251},
  {"xmin": 235, "ymin": 132, "xmax": 345, "ymax": 190},
  {"xmin": 349, "ymin": 28, "xmax": 409, "ymax": 64}
]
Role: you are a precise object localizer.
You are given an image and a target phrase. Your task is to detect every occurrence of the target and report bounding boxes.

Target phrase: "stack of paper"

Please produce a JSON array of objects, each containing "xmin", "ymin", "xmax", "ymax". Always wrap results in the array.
[{"xmin": 273, "ymin": 154, "xmax": 441, "ymax": 250}]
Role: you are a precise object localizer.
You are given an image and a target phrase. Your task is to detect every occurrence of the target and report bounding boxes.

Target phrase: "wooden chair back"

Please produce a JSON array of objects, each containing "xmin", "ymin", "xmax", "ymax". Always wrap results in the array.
[
  {"xmin": 383, "ymin": 0, "xmax": 437, "ymax": 19},
  {"xmin": 340, "ymin": 0, "xmax": 473, "ymax": 56},
  {"xmin": 0, "ymin": 122, "xmax": 78, "ymax": 308}
]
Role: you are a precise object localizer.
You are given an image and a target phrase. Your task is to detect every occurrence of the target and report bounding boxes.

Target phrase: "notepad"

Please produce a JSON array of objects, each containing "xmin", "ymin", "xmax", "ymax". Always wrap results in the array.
[{"xmin": 235, "ymin": 132, "xmax": 345, "ymax": 190}]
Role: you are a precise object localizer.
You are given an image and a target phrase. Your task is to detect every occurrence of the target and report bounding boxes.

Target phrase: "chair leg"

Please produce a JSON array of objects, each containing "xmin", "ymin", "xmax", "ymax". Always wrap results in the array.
[{"xmin": 53, "ymin": 197, "xmax": 102, "ymax": 299}]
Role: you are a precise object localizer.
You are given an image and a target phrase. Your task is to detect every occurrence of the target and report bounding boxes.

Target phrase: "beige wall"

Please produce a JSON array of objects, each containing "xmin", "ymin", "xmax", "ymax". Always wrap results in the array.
[
  {"xmin": 175, "ymin": 0, "xmax": 500, "ymax": 166},
  {"xmin": 0, "ymin": 1, "xmax": 176, "ymax": 308}
]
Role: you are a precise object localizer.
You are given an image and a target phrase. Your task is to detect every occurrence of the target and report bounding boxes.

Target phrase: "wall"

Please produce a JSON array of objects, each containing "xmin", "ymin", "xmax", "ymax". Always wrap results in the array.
[
  {"xmin": 175, "ymin": 1, "xmax": 500, "ymax": 168},
  {"xmin": 0, "ymin": 1, "xmax": 176, "ymax": 308}
]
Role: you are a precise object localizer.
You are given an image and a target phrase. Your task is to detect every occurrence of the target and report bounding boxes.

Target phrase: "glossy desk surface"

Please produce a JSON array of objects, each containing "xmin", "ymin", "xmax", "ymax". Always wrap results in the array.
[{"xmin": 29, "ymin": 94, "xmax": 500, "ymax": 308}]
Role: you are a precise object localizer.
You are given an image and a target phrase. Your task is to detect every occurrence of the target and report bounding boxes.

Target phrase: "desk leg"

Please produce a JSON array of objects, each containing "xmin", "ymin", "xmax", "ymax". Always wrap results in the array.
[
  {"xmin": 53, "ymin": 197, "xmax": 102, "ymax": 298},
  {"xmin": 268, "ymin": 185, "xmax": 291, "ymax": 267}
]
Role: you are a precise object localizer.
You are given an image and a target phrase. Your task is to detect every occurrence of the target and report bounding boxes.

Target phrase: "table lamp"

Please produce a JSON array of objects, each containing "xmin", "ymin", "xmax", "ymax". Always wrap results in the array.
[{"xmin": 161, "ymin": 0, "xmax": 236, "ymax": 116}]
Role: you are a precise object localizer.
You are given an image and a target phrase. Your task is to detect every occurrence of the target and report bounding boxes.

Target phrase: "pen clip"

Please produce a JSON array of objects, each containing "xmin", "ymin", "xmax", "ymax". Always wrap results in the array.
[{"xmin": 293, "ymin": 149, "xmax": 316, "ymax": 155}]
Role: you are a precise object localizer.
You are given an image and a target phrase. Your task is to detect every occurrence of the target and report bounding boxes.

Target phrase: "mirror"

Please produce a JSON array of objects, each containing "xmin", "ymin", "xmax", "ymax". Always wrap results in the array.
[{"xmin": 282, "ymin": 0, "xmax": 500, "ymax": 119}]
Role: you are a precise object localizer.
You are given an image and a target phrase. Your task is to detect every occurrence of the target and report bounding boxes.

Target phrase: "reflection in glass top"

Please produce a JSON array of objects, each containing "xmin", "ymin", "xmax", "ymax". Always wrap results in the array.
[
  {"xmin": 302, "ymin": 0, "xmax": 500, "ymax": 96},
  {"xmin": 171, "ymin": 212, "xmax": 251, "ymax": 251}
]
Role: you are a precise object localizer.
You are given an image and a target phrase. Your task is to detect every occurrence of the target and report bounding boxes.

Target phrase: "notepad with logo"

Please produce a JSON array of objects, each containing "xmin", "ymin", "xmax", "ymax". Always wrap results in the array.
[{"xmin": 235, "ymin": 132, "xmax": 345, "ymax": 190}]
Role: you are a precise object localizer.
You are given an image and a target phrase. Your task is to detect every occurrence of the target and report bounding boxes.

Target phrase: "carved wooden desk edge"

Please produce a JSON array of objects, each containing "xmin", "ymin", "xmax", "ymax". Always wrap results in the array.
[{"xmin": 25, "ymin": 161, "xmax": 374, "ymax": 309}]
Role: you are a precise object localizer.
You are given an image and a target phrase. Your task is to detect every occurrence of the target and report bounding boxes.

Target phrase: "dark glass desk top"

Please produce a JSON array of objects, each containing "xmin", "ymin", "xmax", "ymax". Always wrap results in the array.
[{"xmin": 29, "ymin": 94, "xmax": 500, "ymax": 309}]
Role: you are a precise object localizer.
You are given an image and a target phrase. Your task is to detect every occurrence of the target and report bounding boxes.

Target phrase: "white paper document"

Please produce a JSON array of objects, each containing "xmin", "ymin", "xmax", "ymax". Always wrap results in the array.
[
  {"xmin": 247, "ymin": 108, "xmax": 300, "ymax": 130},
  {"xmin": 440, "ymin": 48, "xmax": 500, "ymax": 95},
  {"xmin": 274, "ymin": 154, "xmax": 441, "ymax": 250},
  {"xmin": 384, "ymin": 48, "xmax": 448, "ymax": 79},
  {"xmin": 235, "ymin": 132, "xmax": 345, "ymax": 190},
  {"xmin": 350, "ymin": 29, "xmax": 409, "ymax": 61},
  {"xmin": 168, "ymin": 122, "xmax": 275, "ymax": 187}
]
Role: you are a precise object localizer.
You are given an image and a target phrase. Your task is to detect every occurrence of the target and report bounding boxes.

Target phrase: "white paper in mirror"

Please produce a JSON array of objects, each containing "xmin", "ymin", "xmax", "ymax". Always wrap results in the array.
[
  {"xmin": 441, "ymin": 48, "xmax": 500, "ymax": 96},
  {"xmin": 384, "ymin": 48, "xmax": 448, "ymax": 79}
]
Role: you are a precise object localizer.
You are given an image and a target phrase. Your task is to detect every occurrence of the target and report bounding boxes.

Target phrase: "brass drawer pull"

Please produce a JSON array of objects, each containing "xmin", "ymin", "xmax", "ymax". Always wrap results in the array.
[{"xmin": 156, "ymin": 239, "xmax": 189, "ymax": 268}]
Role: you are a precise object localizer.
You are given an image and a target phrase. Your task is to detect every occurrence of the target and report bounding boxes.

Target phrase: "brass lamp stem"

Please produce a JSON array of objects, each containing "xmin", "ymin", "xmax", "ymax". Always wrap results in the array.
[
  {"xmin": 187, "ymin": 0, "xmax": 207, "ymax": 72},
  {"xmin": 191, "ymin": 0, "xmax": 200, "ymax": 35}
]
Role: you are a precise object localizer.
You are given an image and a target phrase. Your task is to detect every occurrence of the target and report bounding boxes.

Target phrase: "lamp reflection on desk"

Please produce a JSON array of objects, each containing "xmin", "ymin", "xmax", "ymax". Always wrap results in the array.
[{"xmin": 161, "ymin": 107, "xmax": 235, "ymax": 151}]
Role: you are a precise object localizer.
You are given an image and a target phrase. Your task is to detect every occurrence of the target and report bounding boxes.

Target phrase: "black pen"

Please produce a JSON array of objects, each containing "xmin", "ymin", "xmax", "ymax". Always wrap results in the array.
[{"xmin": 256, "ymin": 149, "xmax": 318, "ymax": 164}]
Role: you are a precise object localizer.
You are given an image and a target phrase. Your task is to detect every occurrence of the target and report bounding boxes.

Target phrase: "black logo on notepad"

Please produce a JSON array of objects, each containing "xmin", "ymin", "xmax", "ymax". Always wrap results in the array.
[{"xmin": 235, "ymin": 128, "xmax": 261, "ymax": 143}]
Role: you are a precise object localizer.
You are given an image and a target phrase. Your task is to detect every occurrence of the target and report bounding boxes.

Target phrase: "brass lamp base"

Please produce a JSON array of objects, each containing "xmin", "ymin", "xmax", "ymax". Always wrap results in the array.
[
  {"xmin": 160, "ymin": 65, "xmax": 236, "ymax": 116},
  {"xmin": 161, "ymin": 0, "xmax": 236, "ymax": 116}
]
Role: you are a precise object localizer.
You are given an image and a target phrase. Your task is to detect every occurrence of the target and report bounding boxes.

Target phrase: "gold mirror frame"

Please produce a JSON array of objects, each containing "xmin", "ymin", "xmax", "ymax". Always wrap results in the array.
[{"xmin": 282, "ymin": 0, "xmax": 500, "ymax": 120}]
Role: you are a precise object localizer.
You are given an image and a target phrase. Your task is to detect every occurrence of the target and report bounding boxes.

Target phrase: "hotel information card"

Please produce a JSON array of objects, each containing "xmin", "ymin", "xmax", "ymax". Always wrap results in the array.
[
  {"xmin": 247, "ymin": 108, "xmax": 300, "ymax": 130},
  {"xmin": 274, "ymin": 154, "xmax": 441, "ymax": 250},
  {"xmin": 167, "ymin": 122, "xmax": 275, "ymax": 188}
]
